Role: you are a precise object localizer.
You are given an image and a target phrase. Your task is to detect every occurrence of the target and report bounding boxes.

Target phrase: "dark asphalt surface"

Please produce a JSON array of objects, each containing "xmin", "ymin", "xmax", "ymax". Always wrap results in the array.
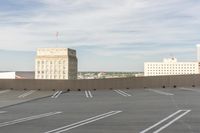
[{"xmin": 0, "ymin": 88, "xmax": 199, "ymax": 133}]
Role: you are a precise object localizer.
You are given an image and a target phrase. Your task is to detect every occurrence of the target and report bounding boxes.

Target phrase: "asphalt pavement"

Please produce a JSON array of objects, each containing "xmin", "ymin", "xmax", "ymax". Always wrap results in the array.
[{"xmin": 0, "ymin": 87, "xmax": 199, "ymax": 133}]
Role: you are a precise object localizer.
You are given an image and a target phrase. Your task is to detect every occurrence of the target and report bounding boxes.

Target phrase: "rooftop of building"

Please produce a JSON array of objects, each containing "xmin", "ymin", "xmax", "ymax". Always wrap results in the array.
[
  {"xmin": 36, "ymin": 47, "xmax": 76, "ymax": 57},
  {"xmin": 145, "ymin": 57, "xmax": 198, "ymax": 64}
]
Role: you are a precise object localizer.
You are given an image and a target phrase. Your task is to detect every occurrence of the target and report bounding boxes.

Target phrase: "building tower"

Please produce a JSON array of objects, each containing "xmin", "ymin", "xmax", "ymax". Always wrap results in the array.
[{"xmin": 35, "ymin": 48, "xmax": 77, "ymax": 80}]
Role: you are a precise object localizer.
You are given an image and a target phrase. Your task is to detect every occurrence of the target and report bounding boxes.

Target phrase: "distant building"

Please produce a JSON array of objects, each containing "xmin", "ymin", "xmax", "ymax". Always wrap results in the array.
[
  {"xmin": 35, "ymin": 48, "xmax": 77, "ymax": 80},
  {"xmin": 0, "ymin": 72, "xmax": 16, "ymax": 79},
  {"xmin": 197, "ymin": 44, "xmax": 200, "ymax": 61},
  {"xmin": 0, "ymin": 71, "xmax": 34, "ymax": 79},
  {"xmin": 144, "ymin": 57, "xmax": 199, "ymax": 76}
]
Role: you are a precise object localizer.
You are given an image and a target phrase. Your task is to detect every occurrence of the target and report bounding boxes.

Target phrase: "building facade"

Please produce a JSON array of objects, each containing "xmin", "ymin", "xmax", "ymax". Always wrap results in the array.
[
  {"xmin": 35, "ymin": 48, "xmax": 77, "ymax": 80},
  {"xmin": 144, "ymin": 58, "xmax": 199, "ymax": 76}
]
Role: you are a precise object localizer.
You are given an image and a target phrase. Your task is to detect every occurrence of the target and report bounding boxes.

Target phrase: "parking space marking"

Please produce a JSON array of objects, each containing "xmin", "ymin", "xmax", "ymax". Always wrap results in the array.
[
  {"xmin": 88, "ymin": 91, "xmax": 93, "ymax": 98},
  {"xmin": 44, "ymin": 110, "xmax": 122, "ymax": 133},
  {"xmin": 0, "ymin": 111, "xmax": 62, "ymax": 128},
  {"xmin": 54, "ymin": 91, "xmax": 62, "ymax": 98},
  {"xmin": 0, "ymin": 111, "xmax": 7, "ymax": 114},
  {"xmin": 0, "ymin": 90, "xmax": 10, "ymax": 94},
  {"xmin": 85, "ymin": 91, "xmax": 89, "ymax": 98},
  {"xmin": 147, "ymin": 89, "xmax": 174, "ymax": 96},
  {"xmin": 140, "ymin": 110, "xmax": 191, "ymax": 133},
  {"xmin": 117, "ymin": 90, "xmax": 132, "ymax": 96},
  {"xmin": 179, "ymin": 87, "xmax": 200, "ymax": 93},
  {"xmin": 18, "ymin": 90, "xmax": 36, "ymax": 98},
  {"xmin": 51, "ymin": 91, "xmax": 59, "ymax": 98},
  {"xmin": 51, "ymin": 91, "xmax": 62, "ymax": 98},
  {"xmin": 114, "ymin": 90, "xmax": 131, "ymax": 97},
  {"xmin": 85, "ymin": 91, "xmax": 93, "ymax": 98}
]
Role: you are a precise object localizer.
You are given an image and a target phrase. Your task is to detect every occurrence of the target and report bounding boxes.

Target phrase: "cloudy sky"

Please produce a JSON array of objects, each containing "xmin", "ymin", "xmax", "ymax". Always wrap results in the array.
[{"xmin": 0, "ymin": 0, "xmax": 200, "ymax": 71}]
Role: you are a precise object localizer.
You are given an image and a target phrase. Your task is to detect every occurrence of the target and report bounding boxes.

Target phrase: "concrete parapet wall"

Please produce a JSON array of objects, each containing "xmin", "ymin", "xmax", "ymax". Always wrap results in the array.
[{"xmin": 0, "ymin": 74, "xmax": 199, "ymax": 91}]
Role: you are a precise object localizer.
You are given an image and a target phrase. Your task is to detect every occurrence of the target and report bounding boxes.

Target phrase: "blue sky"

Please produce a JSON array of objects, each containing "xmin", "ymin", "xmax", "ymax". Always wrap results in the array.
[{"xmin": 0, "ymin": 0, "xmax": 200, "ymax": 71}]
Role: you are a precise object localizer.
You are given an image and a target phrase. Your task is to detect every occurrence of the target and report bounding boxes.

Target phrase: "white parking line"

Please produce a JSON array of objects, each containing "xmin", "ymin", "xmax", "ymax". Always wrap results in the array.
[
  {"xmin": 0, "ymin": 111, "xmax": 62, "ymax": 128},
  {"xmin": 140, "ymin": 110, "xmax": 191, "ymax": 133},
  {"xmin": 148, "ymin": 89, "xmax": 174, "ymax": 96},
  {"xmin": 179, "ymin": 87, "xmax": 200, "ymax": 93},
  {"xmin": 114, "ymin": 90, "xmax": 131, "ymax": 97},
  {"xmin": 114, "ymin": 90, "xmax": 127, "ymax": 97},
  {"xmin": 117, "ymin": 90, "xmax": 131, "ymax": 96},
  {"xmin": 85, "ymin": 91, "xmax": 93, "ymax": 98},
  {"xmin": 23, "ymin": 90, "xmax": 35, "ymax": 97},
  {"xmin": 88, "ymin": 91, "xmax": 93, "ymax": 98},
  {"xmin": 0, "ymin": 111, "xmax": 7, "ymax": 114},
  {"xmin": 44, "ymin": 110, "xmax": 122, "ymax": 133},
  {"xmin": 18, "ymin": 90, "xmax": 36, "ymax": 98},
  {"xmin": 51, "ymin": 91, "xmax": 62, "ymax": 98},
  {"xmin": 54, "ymin": 91, "xmax": 62, "ymax": 98},
  {"xmin": 85, "ymin": 91, "xmax": 89, "ymax": 98},
  {"xmin": 51, "ymin": 91, "xmax": 59, "ymax": 98},
  {"xmin": 0, "ymin": 90, "xmax": 10, "ymax": 94}
]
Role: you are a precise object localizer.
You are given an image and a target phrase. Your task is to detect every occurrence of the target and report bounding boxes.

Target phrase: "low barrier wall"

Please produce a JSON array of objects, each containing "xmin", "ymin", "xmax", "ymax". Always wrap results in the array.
[{"xmin": 0, "ymin": 74, "xmax": 199, "ymax": 91}]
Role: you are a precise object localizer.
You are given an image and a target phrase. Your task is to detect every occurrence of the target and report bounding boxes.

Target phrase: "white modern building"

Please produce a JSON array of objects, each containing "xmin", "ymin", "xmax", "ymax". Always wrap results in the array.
[
  {"xmin": 35, "ymin": 48, "xmax": 77, "ymax": 80},
  {"xmin": 197, "ymin": 44, "xmax": 200, "ymax": 61},
  {"xmin": 144, "ymin": 57, "xmax": 199, "ymax": 76}
]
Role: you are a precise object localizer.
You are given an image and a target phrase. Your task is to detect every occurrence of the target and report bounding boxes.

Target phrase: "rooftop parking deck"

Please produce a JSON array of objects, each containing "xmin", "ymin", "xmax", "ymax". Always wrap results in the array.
[{"xmin": 0, "ymin": 88, "xmax": 199, "ymax": 133}]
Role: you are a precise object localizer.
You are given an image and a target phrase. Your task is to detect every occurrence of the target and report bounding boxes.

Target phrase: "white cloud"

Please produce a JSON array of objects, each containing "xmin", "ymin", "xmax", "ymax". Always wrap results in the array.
[
  {"xmin": 0, "ymin": 0, "xmax": 199, "ymax": 50},
  {"xmin": 0, "ymin": 0, "xmax": 199, "ymax": 70}
]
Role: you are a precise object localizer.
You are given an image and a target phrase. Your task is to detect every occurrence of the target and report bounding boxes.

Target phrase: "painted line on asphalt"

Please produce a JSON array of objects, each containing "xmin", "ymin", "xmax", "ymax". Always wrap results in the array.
[
  {"xmin": 114, "ymin": 90, "xmax": 127, "ymax": 97},
  {"xmin": 154, "ymin": 110, "xmax": 191, "ymax": 133},
  {"xmin": 0, "ymin": 90, "xmax": 10, "ymax": 94},
  {"xmin": 117, "ymin": 90, "xmax": 132, "ymax": 96},
  {"xmin": 140, "ymin": 109, "xmax": 191, "ymax": 133},
  {"xmin": 23, "ymin": 90, "xmax": 35, "ymax": 97},
  {"xmin": 44, "ymin": 110, "xmax": 122, "ymax": 133},
  {"xmin": 88, "ymin": 91, "xmax": 93, "ymax": 98},
  {"xmin": 0, "ymin": 111, "xmax": 7, "ymax": 114},
  {"xmin": 18, "ymin": 90, "xmax": 36, "ymax": 98},
  {"xmin": 54, "ymin": 91, "xmax": 62, "ymax": 98},
  {"xmin": 0, "ymin": 111, "xmax": 62, "ymax": 128},
  {"xmin": 148, "ymin": 89, "xmax": 174, "ymax": 96},
  {"xmin": 179, "ymin": 87, "xmax": 200, "ymax": 93},
  {"xmin": 51, "ymin": 91, "xmax": 62, "ymax": 98},
  {"xmin": 51, "ymin": 91, "xmax": 59, "ymax": 98},
  {"xmin": 85, "ymin": 91, "xmax": 89, "ymax": 98},
  {"xmin": 114, "ymin": 90, "xmax": 131, "ymax": 97},
  {"xmin": 85, "ymin": 91, "xmax": 93, "ymax": 98},
  {"xmin": 140, "ymin": 110, "xmax": 182, "ymax": 133}
]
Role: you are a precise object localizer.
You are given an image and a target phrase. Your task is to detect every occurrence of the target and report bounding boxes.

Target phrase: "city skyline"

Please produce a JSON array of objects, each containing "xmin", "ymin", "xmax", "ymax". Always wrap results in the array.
[{"xmin": 0, "ymin": 0, "xmax": 200, "ymax": 71}]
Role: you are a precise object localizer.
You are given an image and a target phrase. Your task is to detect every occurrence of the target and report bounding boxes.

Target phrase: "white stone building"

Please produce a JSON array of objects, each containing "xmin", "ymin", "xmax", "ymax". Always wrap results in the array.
[
  {"xmin": 35, "ymin": 48, "xmax": 77, "ymax": 80},
  {"xmin": 144, "ymin": 57, "xmax": 199, "ymax": 76}
]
